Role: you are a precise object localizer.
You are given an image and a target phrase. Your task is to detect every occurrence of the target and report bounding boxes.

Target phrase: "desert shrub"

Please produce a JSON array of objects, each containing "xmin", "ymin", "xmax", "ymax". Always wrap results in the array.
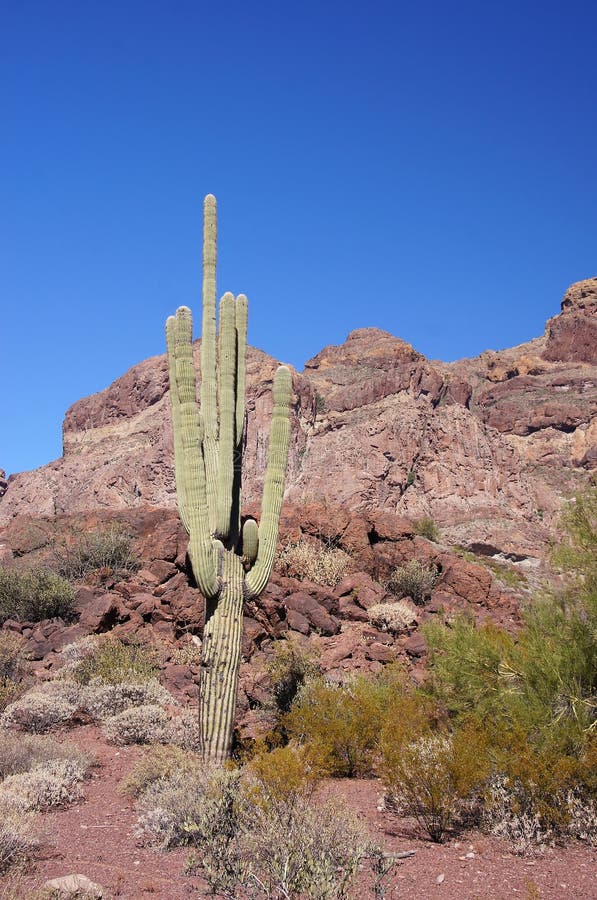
[
  {"xmin": 387, "ymin": 559, "xmax": 439, "ymax": 605},
  {"xmin": 412, "ymin": 517, "xmax": 441, "ymax": 542},
  {"xmin": 277, "ymin": 540, "xmax": 352, "ymax": 587},
  {"xmin": 0, "ymin": 757, "xmax": 89, "ymax": 811},
  {"xmin": 484, "ymin": 773, "xmax": 554, "ymax": 855},
  {"xmin": 214, "ymin": 796, "xmax": 372, "ymax": 900},
  {"xmin": 67, "ymin": 635, "xmax": 158, "ymax": 685},
  {"xmin": 80, "ymin": 678, "xmax": 172, "ymax": 721},
  {"xmin": 424, "ymin": 489, "xmax": 596, "ymax": 741},
  {"xmin": 138, "ymin": 762, "xmax": 372, "ymax": 899},
  {"xmin": 58, "ymin": 634, "xmax": 100, "ymax": 670},
  {"xmin": 170, "ymin": 640, "xmax": 202, "ymax": 667},
  {"xmin": 285, "ymin": 668, "xmax": 406, "ymax": 776},
  {"xmin": 522, "ymin": 484, "xmax": 596, "ymax": 738},
  {"xmin": 137, "ymin": 765, "xmax": 243, "ymax": 851},
  {"xmin": 0, "ymin": 801, "xmax": 35, "ymax": 873},
  {"xmin": 552, "ymin": 485, "xmax": 597, "ymax": 590},
  {"xmin": 381, "ymin": 717, "xmax": 489, "ymax": 842},
  {"xmin": 0, "ymin": 731, "xmax": 88, "ymax": 780},
  {"xmin": 1, "ymin": 691, "xmax": 78, "ymax": 733},
  {"xmin": 514, "ymin": 588, "xmax": 597, "ymax": 740},
  {"xmin": 54, "ymin": 522, "xmax": 139, "ymax": 580},
  {"xmin": 0, "ymin": 566, "xmax": 75, "ymax": 625},
  {"xmin": 0, "ymin": 632, "xmax": 24, "ymax": 681},
  {"xmin": 481, "ymin": 730, "xmax": 595, "ymax": 853},
  {"xmin": 0, "ymin": 633, "xmax": 25, "ymax": 711},
  {"xmin": 120, "ymin": 743, "xmax": 202, "ymax": 798},
  {"xmin": 0, "ymin": 679, "xmax": 23, "ymax": 713},
  {"xmin": 245, "ymin": 744, "xmax": 320, "ymax": 809},
  {"xmin": 34, "ymin": 678, "xmax": 83, "ymax": 704},
  {"xmin": 103, "ymin": 704, "xmax": 169, "ymax": 745},
  {"xmin": 165, "ymin": 711, "xmax": 201, "ymax": 751},
  {"xmin": 266, "ymin": 636, "xmax": 321, "ymax": 713},
  {"xmin": 565, "ymin": 790, "xmax": 597, "ymax": 845},
  {"xmin": 368, "ymin": 599, "xmax": 417, "ymax": 633},
  {"xmin": 424, "ymin": 616, "xmax": 517, "ymax": 723}
]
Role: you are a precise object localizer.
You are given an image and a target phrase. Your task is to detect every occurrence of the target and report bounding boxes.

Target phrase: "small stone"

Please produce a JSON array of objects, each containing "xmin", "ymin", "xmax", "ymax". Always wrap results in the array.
[
  {"xmin": 436, "ymin": 873, "xmax": 445, "ymax": 884},
  {"xmin": 465, "ymin": 851, "xmax": 475, "ymax": 858}
]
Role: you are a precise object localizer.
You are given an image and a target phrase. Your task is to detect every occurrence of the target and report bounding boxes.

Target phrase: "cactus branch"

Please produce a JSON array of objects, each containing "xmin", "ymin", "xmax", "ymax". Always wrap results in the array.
[{"xmin": 245, "ymin": 365, "xmax": 292, "ymax": 598}]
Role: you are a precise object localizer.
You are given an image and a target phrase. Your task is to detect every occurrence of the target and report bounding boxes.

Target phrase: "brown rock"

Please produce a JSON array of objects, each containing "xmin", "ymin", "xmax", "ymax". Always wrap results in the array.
[
  {"xmin": 78, "ymin": 593, "xmax": 121, "ymax": 632},
  {"xmin": 543, "ymin": 278, "xmax": 597, "ymax": 364},
  {"xmin": 285, "ymin": 608, "xmax": 311, "ymax": 635},
  {"xmin": 365, "ymin": 642, "xmax": 396, "ymax": 663},
  {"xmin": 284, "ymin": 592, "xmax": 340, "ymax": 636},
  {"xmin": 24, "ymin": 623, "xmax": 87, "ymax": 660},
  {"xmin": 439, "ymin": 555, "xmax": 492, "ymax": 603},
  {"xmin": 162, "ymin": 663, "xmax": 196, "ymax": 701},
  {"xmin": 334, "ymin": 572, "xmax": 385, "ymax": 610},
  {"xmin": 404, "ymin": 631, "xmax": 427, "ymax": 657},
  {"xmin": 337, "ymin": 598, "xmax": 370, "ymax": 622}
]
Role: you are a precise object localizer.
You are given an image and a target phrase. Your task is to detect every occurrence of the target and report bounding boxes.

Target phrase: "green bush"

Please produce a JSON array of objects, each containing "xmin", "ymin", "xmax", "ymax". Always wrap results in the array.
[
  {"xmin": 67, "ymin": 635, "xmax": 158, "ymax": 686},
  {"xmin": 285, "ymin": 667, "xmax": 406, "ymax": 777},
  {"xmin": 387, "ymin": 559, "xmax": 439, "ymax": 605},
  {"xmin": 266, "ymin": 637, "xmax": 321, "ymax": 714},
  {"xmin": 0, "ymin": 632, "xmax": 25, "ymax": 711},
  {"xmin": 412, "ymin": 517, "xmax": 441, "ymax": 542},
  {"xmin": 0, "ymin": 567, "xmax": 75, "ymax": 625},
  {"xmin": 424, "ymin": 616, "xmax": 517, "ymax": 723},
  {"xmin": 54, "ymin": 523, "xmax": 139, "ymax": 581},
  {"xmin": 417, "ymin": 486, "xmax": 597, "ymax": 851},
  {"xmin": 381, "ymin": 718, "xmax": 490, "ymax": 842}
]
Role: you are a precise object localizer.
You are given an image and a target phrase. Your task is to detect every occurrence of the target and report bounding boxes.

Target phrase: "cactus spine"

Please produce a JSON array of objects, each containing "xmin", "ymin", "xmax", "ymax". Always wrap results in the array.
[{"xmin": 166, "ymin": 195, "xmax": 292, "ymax": 764}]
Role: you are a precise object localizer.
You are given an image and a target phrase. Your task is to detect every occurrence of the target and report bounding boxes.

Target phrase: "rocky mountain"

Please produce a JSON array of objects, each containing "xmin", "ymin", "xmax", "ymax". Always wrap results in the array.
[
  {"xmin": 1, "ymin": 279, "xmax": 595, "ymax": 566},
  {"xmin": 0, "ymin": 277, "xmax": 595, "ymax": 720}
]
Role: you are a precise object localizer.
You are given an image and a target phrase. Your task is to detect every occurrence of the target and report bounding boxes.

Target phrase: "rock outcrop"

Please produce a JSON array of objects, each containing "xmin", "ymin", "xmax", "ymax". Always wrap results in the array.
[{"xmin": 1, "ymin": 280, "xmax": 595, "ymax": 563}]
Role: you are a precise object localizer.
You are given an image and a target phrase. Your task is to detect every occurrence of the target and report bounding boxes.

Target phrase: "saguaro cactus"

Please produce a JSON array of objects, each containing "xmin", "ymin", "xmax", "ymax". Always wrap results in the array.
[{"xmin": 166, "ymin": 195, "xmax": 292, "ymax": 764}]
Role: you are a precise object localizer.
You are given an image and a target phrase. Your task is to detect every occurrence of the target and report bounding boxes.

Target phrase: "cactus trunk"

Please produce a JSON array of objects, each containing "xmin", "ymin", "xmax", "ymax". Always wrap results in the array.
[
  {"xmin": 200, "ymin": 548, "xmax": 245, "ymax": 764},
  {"xmin": 166, "ymin": 195, "xmax": 292, "ymax": 764}
]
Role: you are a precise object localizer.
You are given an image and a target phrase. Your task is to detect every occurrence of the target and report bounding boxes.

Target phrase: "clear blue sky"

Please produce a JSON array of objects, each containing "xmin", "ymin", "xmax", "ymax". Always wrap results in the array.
[{"xmin": 2, "ymin": 1, "xmax": 596, "ymax": 477}]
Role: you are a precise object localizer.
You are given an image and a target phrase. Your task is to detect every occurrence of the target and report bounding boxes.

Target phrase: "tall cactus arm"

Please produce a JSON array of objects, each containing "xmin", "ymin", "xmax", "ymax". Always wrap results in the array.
[
  {"xmin": 166, "ymin": 315, "xmax": 190, "ymax": 534},
  {"xmin": 245, "ymin": 365, "xmax": 292, "ymax": 598},
  {"xmin": 168, "ymin": 306, "xmax": 220, "ymax": 601},
  {"xmin": 235, "ymin": 294, "xmax": 248, "ymax": 447},
  {"xmin": 201, "ymin": 194, "xmax": 219, "ymax": 531},
  {"xmin": 230, "ymin": 294, "xmax": 248, "ymax": 544},
  {"xmin": 215, "ymin": 292, "xmax": 237, "ymax": 539}
]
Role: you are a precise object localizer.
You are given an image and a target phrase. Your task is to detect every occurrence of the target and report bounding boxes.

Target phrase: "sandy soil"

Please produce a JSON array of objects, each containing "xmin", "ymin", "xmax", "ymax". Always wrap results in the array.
[{"xmin": 1, "ymin": 725, "xmax": 595, "ymax": 899}]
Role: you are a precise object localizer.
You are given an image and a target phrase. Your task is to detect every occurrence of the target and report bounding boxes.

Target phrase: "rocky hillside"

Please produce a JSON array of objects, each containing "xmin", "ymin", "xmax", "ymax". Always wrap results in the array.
[
  {"xmin": 2, "ymin": 278, "xmax": 595, "ymax": 566},
  {"xmin": 0, "ymin": 277, "xmax": 595, "ymax": 744}
]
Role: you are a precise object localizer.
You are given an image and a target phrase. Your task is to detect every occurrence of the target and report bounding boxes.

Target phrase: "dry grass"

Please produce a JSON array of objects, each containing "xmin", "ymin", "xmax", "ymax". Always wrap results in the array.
[
  {"xmin": 367, "ymin": 599, "xmax": 418, "ymax": 633},
  {"xmin": 277, "ymin": 540, "xmax": 352, "ymax": 587}
]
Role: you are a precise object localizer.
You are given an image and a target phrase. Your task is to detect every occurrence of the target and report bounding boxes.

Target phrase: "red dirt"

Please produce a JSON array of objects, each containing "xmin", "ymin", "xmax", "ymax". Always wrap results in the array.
[{"xmin": 1, "ymin": 725, "xmax": 595, "ymax": 899}]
